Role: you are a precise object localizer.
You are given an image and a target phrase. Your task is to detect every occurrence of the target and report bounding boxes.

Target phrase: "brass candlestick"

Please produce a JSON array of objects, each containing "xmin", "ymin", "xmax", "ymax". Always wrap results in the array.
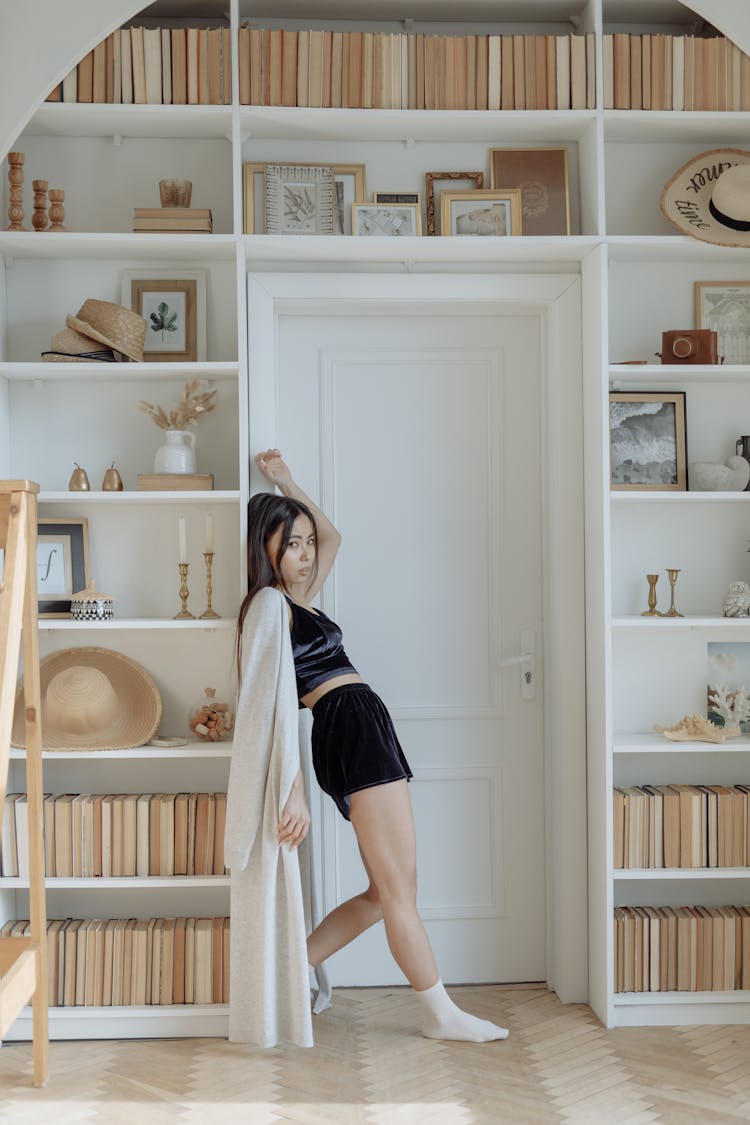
[
  {"xmin": 199, "ymin": 551, "xmax": 220, "ymax": 619},
  {"xmin": 664, "ymin": 568, "xmax": 683, "ymax": 617},
  {"xmin": 174, "ymin": 562, "xmax": 195, "ymax": 619},
  {"xmin": 641, "ymin": 574, "xmax": 663, "ymax": 617}
]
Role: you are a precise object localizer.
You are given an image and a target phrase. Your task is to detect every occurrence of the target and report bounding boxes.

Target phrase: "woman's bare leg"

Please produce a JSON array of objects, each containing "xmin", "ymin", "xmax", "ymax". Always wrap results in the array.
[{"xmin": 306, "ymin": 842, "xmax": 384, "ymax": 967}]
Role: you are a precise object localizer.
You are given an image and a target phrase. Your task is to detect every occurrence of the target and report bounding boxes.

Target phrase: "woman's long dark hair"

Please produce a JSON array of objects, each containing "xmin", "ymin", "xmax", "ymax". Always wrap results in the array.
[{"xmin": 236, "ymin": 492, "xmax": 318, "ymax": 678}]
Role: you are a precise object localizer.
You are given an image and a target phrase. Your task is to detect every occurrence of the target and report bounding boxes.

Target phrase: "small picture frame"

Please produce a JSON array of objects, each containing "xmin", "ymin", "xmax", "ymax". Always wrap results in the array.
[
  {"xmin": 372, "ymin": 192, "xmax": 421, "ymax": 206},
  {"xmin": 489, "ymin": 147, "xmax": 570, "ymax": 236},
  {"xmin": 440, "ymin": 189, "xmax": 523, "ymax": 236},
  {"xmin": 121, "ymin": 271, "xmax": 206, "ymax": 363},
  {"xmin": 37, "ymin": 518, "xmax": 91, "ymax": 617},
  {"xmin": 695, "ymin": 281, "xmax": 750, "ymax": 365},
  {"xmin": 609, "ymin": 392, "xmax": 688, "ymax": 491},
  {"xmin": 243, "ymin": 162, "xmax": 366, "ymax": 235},
  {"xmin": 264, "ymin": 163, "xmax": 335, "ymax": 235},
  {"xmin": 425, "ymin": 171, "xmax": 484, "ymax": 236},
  {"xmin": 352, "ymin": 203, "xmax": 421, "ymax": 237}
]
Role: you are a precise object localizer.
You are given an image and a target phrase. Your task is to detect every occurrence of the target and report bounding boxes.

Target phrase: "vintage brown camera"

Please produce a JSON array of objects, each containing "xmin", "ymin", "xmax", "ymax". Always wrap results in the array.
[{"xmin": 657, "ymin": 329, "xmax": 722, "ymax": 364}]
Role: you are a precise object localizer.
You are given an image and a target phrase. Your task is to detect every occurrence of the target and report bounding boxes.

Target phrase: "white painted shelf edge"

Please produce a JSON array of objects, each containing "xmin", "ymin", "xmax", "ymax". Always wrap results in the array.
[
  {"xmin": 612, "ymin": 617, "xmax": 750, "ymax": 627},
  {"xmin": 0, "ymin": 361, "xmax": 239, "ymax": 381},
  {"xmin": 5, "ymin": 1006, "xmax": 229, "ymax": 1042},
  {"xmin": 613, "ymin": 868, "xmax": 750, "ymax": 880},
  {"xmin": 613, "ymin": 734, "xmax": 750, "ymax": 753},
  {"xmin": 37, "ymin": 618, "xmax": 234, "ymax": 629},
  {"xmin": 611, "ymin": 492, "xmax": 750, "ymax": 502},
  {"xmin": 9, "ymin": 743, "xmax": 232, "ymax": 759},
  {"xmin": 2, "ymin": 877, "xmax": 230, "ymax": 888},
  {"xmin": 39, "ymin": 491, "xmax": 240, "ymax": 503}
]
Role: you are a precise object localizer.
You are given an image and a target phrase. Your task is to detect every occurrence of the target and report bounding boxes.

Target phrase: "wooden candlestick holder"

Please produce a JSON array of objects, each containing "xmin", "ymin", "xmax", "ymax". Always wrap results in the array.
[
  {"xmin": 47, "ymin": 188, "xmax": 66, "ymax": 232},
  {"xmin": 6, "ymin": 152, "xmax": 27, "ymax": 231},
  {"xmin": 32, "ymin": 179, "xmax": 49, "ymax": 231}
]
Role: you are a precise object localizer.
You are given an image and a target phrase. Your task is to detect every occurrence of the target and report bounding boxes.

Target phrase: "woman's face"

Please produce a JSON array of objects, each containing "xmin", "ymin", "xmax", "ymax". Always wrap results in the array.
[{"xmin": 267, "ymin": 514, "xmax": 316, "ymax": 591}]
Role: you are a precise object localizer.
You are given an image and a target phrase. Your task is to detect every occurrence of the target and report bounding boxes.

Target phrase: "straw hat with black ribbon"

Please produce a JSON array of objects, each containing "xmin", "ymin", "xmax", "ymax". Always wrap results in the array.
[
  {"xmin": 11, "ymin": 647, "xmax": 162, "ymax": 751},
  {"xmin": 42, "ymin": 299, "xmax": 147, "ymax": 363},
  {"xmin": 660, "ymin": 147, "xmax": 750, "ymax": 247}
]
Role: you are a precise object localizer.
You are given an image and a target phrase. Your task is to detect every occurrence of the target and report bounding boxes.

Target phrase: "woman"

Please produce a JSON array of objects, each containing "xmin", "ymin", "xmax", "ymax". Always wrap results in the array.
[{"xmin": 239, "ymin": 448, "xmax": 508, "ymax": 1043}]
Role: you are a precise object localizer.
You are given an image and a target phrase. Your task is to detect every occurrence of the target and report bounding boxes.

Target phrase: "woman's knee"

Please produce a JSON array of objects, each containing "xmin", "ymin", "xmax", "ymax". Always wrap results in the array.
[{"xmin": 361, "ymin": 882, "xmax": 384, "ymax": 919}]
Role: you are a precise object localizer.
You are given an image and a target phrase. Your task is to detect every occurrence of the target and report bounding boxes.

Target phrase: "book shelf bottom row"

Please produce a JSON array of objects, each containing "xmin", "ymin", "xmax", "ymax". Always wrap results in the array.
[{"xmin": 6, "ymin": 1005, "xmax": 229, "ymax": 1041}]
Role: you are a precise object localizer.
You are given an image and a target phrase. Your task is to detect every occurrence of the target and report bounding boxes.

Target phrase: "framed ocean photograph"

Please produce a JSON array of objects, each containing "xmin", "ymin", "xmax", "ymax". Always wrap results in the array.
[
  {"xmin": 708, "ymin": 643, "xmax": 750, "ymax": 733},
  {"xmin": 609, "ymin": 391, "xmax": 688, "ymax": 491}
]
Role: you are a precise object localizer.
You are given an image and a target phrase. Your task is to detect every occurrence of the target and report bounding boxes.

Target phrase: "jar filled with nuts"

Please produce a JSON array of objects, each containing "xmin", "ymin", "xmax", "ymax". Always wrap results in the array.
[{"xmin": 188, "ymin": 687, "xmax": 234, "ymax": 742}]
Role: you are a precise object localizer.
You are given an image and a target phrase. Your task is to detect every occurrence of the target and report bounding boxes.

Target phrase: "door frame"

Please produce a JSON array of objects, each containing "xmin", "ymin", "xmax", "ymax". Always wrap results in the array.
[{"xmin": 247, "ymin": 272, "xmax": 587, "ymax": 1004}]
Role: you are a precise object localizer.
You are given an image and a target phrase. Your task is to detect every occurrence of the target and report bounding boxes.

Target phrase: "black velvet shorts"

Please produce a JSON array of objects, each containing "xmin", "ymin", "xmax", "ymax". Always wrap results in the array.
[{"xmin": 310, "ymin": 683, "xmax": 413, "ymax": 821}]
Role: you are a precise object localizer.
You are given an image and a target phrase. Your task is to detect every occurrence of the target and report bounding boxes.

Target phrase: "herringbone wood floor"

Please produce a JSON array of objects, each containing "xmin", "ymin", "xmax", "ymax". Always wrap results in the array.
[{"xmin": 2, "ymin": 985, "xmax": 750, "ymax": 1124}]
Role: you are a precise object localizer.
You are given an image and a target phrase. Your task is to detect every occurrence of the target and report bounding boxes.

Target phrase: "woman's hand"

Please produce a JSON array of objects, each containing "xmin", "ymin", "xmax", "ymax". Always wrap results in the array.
[
  {"xmin": 276, "ymin": 773, "xmax": 310, "ymax": 850},
  {"xmin": 255, "ymin": 449, "xmax": 293, "ymax": 491}
]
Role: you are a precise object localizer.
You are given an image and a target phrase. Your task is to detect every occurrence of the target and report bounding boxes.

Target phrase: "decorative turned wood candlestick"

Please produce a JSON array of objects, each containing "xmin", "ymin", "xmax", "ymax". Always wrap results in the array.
[
  {"xmin": 32, "ymin": 179, "xmax": 49, "ymax": 231},
  {"xmin": 47, "ymin": 188, "xmax": 66, "ymax": 232},
  {"xmin": 6, "ymin": 152, "xmax": 27, "ymax": 231}
]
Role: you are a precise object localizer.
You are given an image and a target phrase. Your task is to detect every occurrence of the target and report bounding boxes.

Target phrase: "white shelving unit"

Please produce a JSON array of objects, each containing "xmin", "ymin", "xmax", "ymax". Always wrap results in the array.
[{"xmin": 2, "ymin": 0, "xmax": 749, "ymax": 1037}]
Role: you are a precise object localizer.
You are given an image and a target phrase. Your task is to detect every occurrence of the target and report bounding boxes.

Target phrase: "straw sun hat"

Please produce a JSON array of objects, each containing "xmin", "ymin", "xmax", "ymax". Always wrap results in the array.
[
  {"xmin": 11, "ymin": 647, "xmax": 162, "ymax": 751},
  {"xmin": 660, "ymin": 148, "xmax": 750, "ymax": 247},
  {"xmin": 42, "ymin": 299, "xmax": 147, "ymax": 363}
]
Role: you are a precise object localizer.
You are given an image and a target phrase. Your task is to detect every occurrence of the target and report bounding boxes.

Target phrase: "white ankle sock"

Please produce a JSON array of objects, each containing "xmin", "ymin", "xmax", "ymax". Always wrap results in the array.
[
  {"xmin": 415, "ymin": 978, "xmax": 508, "ymax": 1042},
  {"xmin": 308, "ymin": 961, "xmax": 332, "ymax": 1014}
]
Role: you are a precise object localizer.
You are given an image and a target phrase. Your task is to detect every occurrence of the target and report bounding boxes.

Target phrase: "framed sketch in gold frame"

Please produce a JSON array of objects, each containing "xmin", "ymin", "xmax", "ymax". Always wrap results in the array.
[
  {"xmin": 440, "ymin": 189, "xmax": 523, "ymax": 236},
  {"xmin": 242, "ymin": 162, "xmax": 366, "ymax": 234},
  {"xmin": 609, "ymin": 392, "xmax": 688, "ymax": 491},
  {"xmin": 489, "ymin": 147, "xmax": 570, "ymax": 236},
  {"xmin": 425, "ymin": 171, "xmax": 484, "ymax": 235}
]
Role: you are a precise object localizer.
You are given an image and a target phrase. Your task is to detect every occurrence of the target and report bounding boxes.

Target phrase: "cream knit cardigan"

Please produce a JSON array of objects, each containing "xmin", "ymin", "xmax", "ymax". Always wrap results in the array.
[{"xmin": 224, "ymin": 585, "xmax": 329, "ymax": 1047}]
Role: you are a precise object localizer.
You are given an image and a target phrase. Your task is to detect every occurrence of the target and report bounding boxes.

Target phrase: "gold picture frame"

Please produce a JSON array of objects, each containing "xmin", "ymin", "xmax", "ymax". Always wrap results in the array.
[
  {"xmin": 425, "ymin": 170, "xmax": 484, "ymax": 236},
  {"xmin": 440, "ymin": 189, "xmax": 523, "ymax": 236},
  {"xmin": 609, "ymin": 392, "xmax": 688, "ymax": 491},
  {"xmin": 127, "ymin": 278, "xmax": 198, "ymax": 363},
  {"xmin": 489, "ymin": 147, "xmax": 571, "ymax": 236},
  {"xmin": 243, "ymin": 162, "xmax": 366, "ymax": 234}
]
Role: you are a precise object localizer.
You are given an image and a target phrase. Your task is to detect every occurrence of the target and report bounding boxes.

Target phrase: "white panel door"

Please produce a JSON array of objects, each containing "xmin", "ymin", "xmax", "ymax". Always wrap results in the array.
[{"xmin": 276, "ymin": 304, "xmax": 545, "ymax": 985}]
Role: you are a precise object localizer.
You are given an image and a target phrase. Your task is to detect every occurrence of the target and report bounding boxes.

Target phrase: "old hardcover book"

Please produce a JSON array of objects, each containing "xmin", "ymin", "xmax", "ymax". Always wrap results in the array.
[
  {"xmin": 76, "ymin": 919, "xmax": 90, "ymax": 1005},
  {"xmin": 144, "ymin": 917, "xmax": 157, "ymax": 1004},
  {"xmin": 78, "ymin": 49, "xmax": 95, "ymax": 103},
  {"xmin": 555, "ymin": 35, "xmax": 570, "ymax": 109},
  {"xmin": 676, "ymin": 907, "xmax": 691, "ymax": 991},
  {"xmin": 487, "ymin": 34, "xmax": 501, "ymax": 110},
  {"xmin": 406, "ymin": 32, "xmax": 416, "ymax": 109},
  {"xmin": 143, "ymin": 27, "xmax": 162, "ymax": 104},
  {"xmin": 720, "ymin": 906, "xmax": 736, "ymax": 990},
  {"xmin": 14, "ymin": 795, "xmax": 29, "ymax": 880},
  {"xmin": 741, "ymin": 48, "xmax": 750, "ymax": 110},
  {"xmin": 684, "ymin": 36, "xmax": 694, "ymax": 110},
  {"xmin": 212, "ymin": 916, "xmax": 223, "ymax": 1003},
  {"xmin": 122, "ymin": 918, "xmax": 137, "ymax": 1003},
  {"xmin": 47, "ymin": 919, "xmax": 66, "ymax": 1003},
  {"xmin": 82, "ymin": 794, "xmax": 95, "ymax": 877},
  {"xmin": 46, "ymin": 83, "xmax": 62, "ymax": 102},
  {"xmin": 640, "ymin": 34, "xmax": 651, "ymax": 109},
  {"xmin": 43, "ymin": 794, "xmax": 55, "ymax": 876},
  {"xmin": 693, "ymin": 36, "xmax": 704, "ymax": 111},
  {"xmin": 622, "ymin": 908, "xmax": 635, "ymax": 992},
  {"xmin": 198, "ymin": 29, "xmax": 210, "ymax": 105},
  {"xmin": 213, "ymin": 793, "xmax": 227, "ymax": 875},
  {"xmin": 348, "ymin": 30, "xmax": 364, "ymax": 109},
  {"xmin": 613, "ymin": 33, "xmax": 629, "ymax": 109},
  {"xmin": 194, "ymin": 793, "xmax": 214, "ymax": 876},
  {"xmin": 629, "ymin": 33, "xmax": 642, "ymax": 110},
  {"xmin": 731, "ymin": 785, "xmax": 746, "ymax": 866},
  {"xmin": 602, "ymin": 33, "xmax": 614, "ymax": 108},
  {"xmin": 187, "ymin": 794, "xmax": 198, "ymax": 876},
  {"xmin": 151, "ymin": 918, "xmax": 163, "ymax": 1003},
  {"xmin": 64, "ymin": 919, "xmax": 83, "ymax": 1006},
  {"xmin": 206, "ymin": 28, "xmax": 221, "ymax": 105},
  {"xmin": 62, "ymin": 69, "xmax": 78, "ymax": 104},
  {"xmin": 131, "ymin": 919, "xmax": 149, "ymax": 1005},
  {"xmin": 362, "ymin": 31, "xmax": 375, "ymax": 109},
  {"xmin": 424, "ymin": 35, "xmax": 437, "ymax": 110},
  {"xmin": 663, "ymin": 34, "xmax": 673, "ymax": 110},
  {"xmin": 111, "ymin": 794, "xmax": 124, "ymax": 877},
  {"xmin": 149, "ymin": 793, "xmax": 162, "ymax": 875},
  {"xmin": 221, "ymin": 26, "xmax": 231, "ymax": 104},
  {"xmin": 113, "ymin": 31, "xmax": 122, "ymax": 103},
  {"xmin": 672, "ymin": 35, "xmax": 685, "ymax": 110},
  {"xmin": 174, "ymin": 793, "xmax": 189, "ymax": 876},
  {"xmin": 296, "ymin": 29, "xmax": 309, "ymax": 108},
  {"xmin": 546, "ymin": 34, "xmax": 557, "ymax": 109},
  {"xmin": 697, "ymin": 785, "xmax": 718, "ymax": 867},
  {"xmin": 102, "ymin": 920, "xmax": 114, "ymax": 1006},
  {"xmin": 184, "ymin": 917, "xmax": 196, "ymax": 1003},
  {"xmin": 136, "ymin": 793, "xmax": 151, "ymax": 877},
  {"xmin": 54, "ymin": 794, "xmax": 74, "ymax": 878},
  {"xmin": 614, "ymin": 908, "xmax": 624, "ymax": 992},
  {"xmin": 1, "ymin": 795, "xmax": 19, "ymax": 877},
  {"xmin": 111, "ymin": 918, "xmax": 128, "ymax": 1005},
  {"xmin": 194, "ymin": 918, "xmax": 213, "ymax": 1003},
  {"xmin": 524, "ymin": 34, "xmax": 536, "ymax": 109},
  {"xmin": 586, "ymin": 32, "xmax": 596, "ymax": 108},
  {"xmin": 130, "ymin": 28, "xmax": 146, "ymax": 104},
  {"xmin": 371, "ymin": 31, "xmax": 385, "ymax": 109},
  {"xmin": 160, "ymin": 793, "xmax": 176, "ymax": 877},
  {"xmin": 651, "ymin": 34, "xmax": 663, "ymax": 111},
  {"xmin": 122, "ymin": 793, "xmax": 137, "ymax": 877},
  {"xmin": 267, "ymin": 28, "xmax": 281, "ymax": 105},
  {"xmin": 511, "ymin": 35, "xmax": 525, "ymax": 110},
  {"xmin": 416, "ymin": 32, "xmax": 426, "ymax": 110},
  {"xmin": 475, "ymin": 34, "xmax": 488, "ymax": 110},
  {"xmin": 704, "ymin": 35, "xmax": 719, "ymax": 111},
  {"xmin": 328, "ymin": 31, "xmax": 341, "ymax": 108},
  {"xmin": 455, "ymin": 35, "xmax": 468, "ymax": 111},
  {"xmin": 105, "ymin": 34, "xmax": 115, "ymax": 103},
  {"xmin": 93, "ymin": 918, "xmax": 107, "ymax": 1005},
  {"xmin": 281, "ymin": 29, "xmax": 298, "ymax": 107},
  {"xmin": 93, "ymin": 795, "xmax": 103, "ymax": 877},
  {"xmin": 322, "ymin": 30, "xmax": 333, "ymax": 107},
  {"xmin": 136, "ymin": 473, "xmax": 214, "ymax": 491},
  {"xmin": 695, "ymin": 906, "xmax": 714, "ymax": 990},
  {"xmin": 238, "ymin": 26, "xmax": 251, "ymax": 104},
  {"xmin": 714, "ymin": 784, "xmax": 733, "ymax": 867},
  {"xmin": 613, "ymin": 788, "xmax": 625, "ymax": 868},
  {"xmin": 160, "ymin": 917, "xmax": 176, "ymax": 1004},
  {"xmin": 186, "ymin": 27, "xmax": 199, "ymax": 105},
  {"xmin": 173, "ymin": 917, "xmax": 187, "ymax": 1004},
  {"xmin": 570, "ymin": 34, "xmax": 586, "ymax": 109},
  {"xmin": 171, "ymin": 28, "xmax": 187, "ymax": 105},
  {"xmin": 670, "ymin": 783, "xmax": 702, "ymax": 868},
  {"xmin": 536, "ymin": 35, "xmax": 548, "ymax": 109},
  {"xmin": 161, "ymin": 28, "xmax": 172, "ymax": 104}
]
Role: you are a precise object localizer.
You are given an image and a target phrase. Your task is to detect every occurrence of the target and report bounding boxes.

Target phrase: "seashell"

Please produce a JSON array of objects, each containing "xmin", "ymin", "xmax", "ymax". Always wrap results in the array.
[
  {"xmin": 689, "ymin": 455, "xmax": 750, "ymax": 491},
  {"xmin": 654, "ymin": 714, "xmax": 728, "ymax": 742}
]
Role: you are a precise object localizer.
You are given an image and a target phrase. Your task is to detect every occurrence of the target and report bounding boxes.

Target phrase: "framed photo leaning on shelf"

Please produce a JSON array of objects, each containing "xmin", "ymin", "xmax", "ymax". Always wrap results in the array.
[
  {"xmin": 425, "ymin": 171, "xmax": 484, "ymax": 236},
  {"xmin": 352, "ymin": 203, "xmax": 421, "ymax": 237},
  {"xmin": 36, "ymin": 518, "xmax": 90, "ymax": 618},
  {"xmin": 121, "ymin": 271, "xmax": 206, "ymax": 363},
  {"xmin": 489, "ymin": 147, "xmax": 570, "ymax": 236},
  {"xmin": 609, "ymin": 392, "xmax": 688, "ymax": 491},
  {"xmin": 440, "ymin": 189, "xmax": 522, "ymax": 237},
  {"xmin": 243, "ymin": 162, "xmax": 366, "ymax": 235},
  {"xmin": 695, "ymin": 280, "xmax": 750, "ymax": 365}
]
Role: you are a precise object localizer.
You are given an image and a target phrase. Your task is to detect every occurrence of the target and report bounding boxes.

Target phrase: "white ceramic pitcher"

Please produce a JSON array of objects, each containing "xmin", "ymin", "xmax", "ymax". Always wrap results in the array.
[{"xmin": 154, "ymin": 429, "xmax": 197, "ymax": 474}]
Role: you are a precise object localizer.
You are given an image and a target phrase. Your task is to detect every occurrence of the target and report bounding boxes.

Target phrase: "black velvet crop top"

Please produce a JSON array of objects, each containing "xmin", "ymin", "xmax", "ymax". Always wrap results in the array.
[{"xmin": 284, "ymin": 595, "xmax": 358, "ymax": 700}]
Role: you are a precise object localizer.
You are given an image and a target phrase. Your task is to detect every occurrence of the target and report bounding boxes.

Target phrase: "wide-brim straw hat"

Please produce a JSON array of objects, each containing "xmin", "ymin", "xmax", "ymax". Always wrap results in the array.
[
  {"xmin": 660, "ymin": 148, "xmax": 750, "ymax": 247},
  {"xmin": 66, "ymin": 299, "xmax": 147, "ymax": 362},
  {"xmin": 11, "ymin": 646, "xmax": 162, "ymax": 751},
  {"xmin": 41, "ymin": 325, "xmax": 117, "ymax": 363}
]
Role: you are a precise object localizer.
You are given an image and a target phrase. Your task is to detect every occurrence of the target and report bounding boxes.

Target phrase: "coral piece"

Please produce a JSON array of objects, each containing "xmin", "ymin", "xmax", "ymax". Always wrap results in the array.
[
  {"xmin": 708, "ymin": 682, "xmax": 750, "ymax": 729},
  {"xmin": 654, "ymin": 714, "xmax": 729, "ymax": 742}
]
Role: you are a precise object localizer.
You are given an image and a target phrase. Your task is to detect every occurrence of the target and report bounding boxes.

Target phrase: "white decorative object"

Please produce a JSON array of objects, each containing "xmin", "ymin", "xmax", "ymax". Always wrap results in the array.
[
  {"xmin": 653, "ymin": 714, "xmax": 730, "ymax": 742},
  {"xmin": 154, "ymin": 430, "xmax": 197, "ymax": 474},
  {"xmin": 723, "ymin": 580, "xmax": 750, "ymax": 617},
  {"xmin": 688, "ymin": 455, "xmax": 750, "ymax": 491}
]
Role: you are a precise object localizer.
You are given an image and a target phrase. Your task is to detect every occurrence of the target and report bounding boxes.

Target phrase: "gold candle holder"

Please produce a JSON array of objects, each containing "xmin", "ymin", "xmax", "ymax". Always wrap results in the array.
[
  {"xmin": 641, "ymin": 574, "xmax": 663, "ymax": 617},
  {"xmin": 664, "ymin": 568, "xmax": 683, "ymax": 618},
  {"xmin": 174, "ymin": 562, "xmax": 195, "ymax": 620},
  {"xmin": 199, "ymin": 551, "xmax": 220, "ymax": 620}
]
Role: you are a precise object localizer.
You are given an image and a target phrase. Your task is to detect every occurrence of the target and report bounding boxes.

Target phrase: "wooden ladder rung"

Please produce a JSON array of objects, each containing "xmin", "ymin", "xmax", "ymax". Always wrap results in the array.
[{"xmin": 0, "ymin": 939, "xmax": 38, "ymax": 1038}]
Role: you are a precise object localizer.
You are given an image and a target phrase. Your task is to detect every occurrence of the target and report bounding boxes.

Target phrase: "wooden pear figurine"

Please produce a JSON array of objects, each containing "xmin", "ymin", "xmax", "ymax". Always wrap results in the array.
[
  {"xmin": 68, "ymin": 462, "xmax": 90, "ymax": 491},
  {"xmin": 101, "ymin": 462, "xmax": 124, "ymax": 491}
]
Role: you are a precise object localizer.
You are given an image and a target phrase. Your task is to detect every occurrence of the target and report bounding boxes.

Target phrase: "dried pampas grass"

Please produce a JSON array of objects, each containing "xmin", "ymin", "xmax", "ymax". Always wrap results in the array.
[{"xmin": 138, "ymin": 377, "xmax": 217, "ymax": 430}]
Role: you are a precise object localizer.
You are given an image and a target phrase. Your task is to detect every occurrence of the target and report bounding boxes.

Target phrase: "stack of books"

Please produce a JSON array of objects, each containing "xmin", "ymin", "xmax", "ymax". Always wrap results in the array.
[
  {"xmin": 133, "ymin": 207, "xmax": 213, "ymax": 233},
  {"xmin": 603, "ymin": 33, "xmax": 750, "ymax": 110}
]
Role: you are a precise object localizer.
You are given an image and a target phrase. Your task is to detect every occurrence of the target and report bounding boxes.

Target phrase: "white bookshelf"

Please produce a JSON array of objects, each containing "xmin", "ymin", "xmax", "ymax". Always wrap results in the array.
[{"xmin": 1, "ymin": 0, "xmax": 749, "ymax": 1039}]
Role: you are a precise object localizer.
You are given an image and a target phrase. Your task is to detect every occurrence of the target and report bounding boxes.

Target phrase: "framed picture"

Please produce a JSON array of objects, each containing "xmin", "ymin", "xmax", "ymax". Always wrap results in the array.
[
  {"xmin": 708, "ymin": 643, "xmax": 750, "ymax": 733},
  {"xmin": 372, "ymin": 192, "xmax": 421, "ymax": 207},
  {"xmin": 265, "ymin": 163, "xmax": 335, "ymax": 235},
  {"xmin": 425, "ymin": 171, "xmax": 484, "ymax": 236},
  {"xmin": 695, "ymin": 281, "xmax": 750, "ymax": 364},
  {"xmin": 489, "ymin": 147, "xmax": 570, "ymax": 236},
  {"xmin": 243, "ymin": 162, "xmax": 366, "ymax": 235},
  {"xmin": 121, "ymin": 271, "xmax": 206, "ymax": 362},
  {"xmin": 440, "ymin": 189, "xmax": 523, "ymax": 236},
  {"xmin": 352, "ymin": 203, "xmax": 421, "ymax": 237},
  {"xmin": 609, "ymin": 392, "xmax": 688, "ymax": 491},
  {"xmin": 37, "ymin": 518, "xmax": 90, "ymax": 617}
]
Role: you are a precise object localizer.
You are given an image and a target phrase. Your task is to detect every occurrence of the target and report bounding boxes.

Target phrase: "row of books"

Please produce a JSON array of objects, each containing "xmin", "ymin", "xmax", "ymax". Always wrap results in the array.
[
  {"xmin": 614, "ymin": 904, "xmax": 750, "ymax": 993},
  {"xmin": 2, "ymin": 917, "xmax": 228, "ymax": 1007},
  {"xmin": 238, "ymin": 28, "xmax": 596, "ymax": 111},
  {"xmin": 604, "ymin": 34, "xmax": 750, "ymax": 111},
  {"xmin": 613, "ymin": 784, "xmax": 750, "ymax": 870},
  {"xmin": 133, "ymin": 207, "xmax": 213, "ymax": 233},
  {"xmin": 45, "ymin": 28, "xmax": 232, "ymax": 106},
  {"xmin": 1, "ymin": 792, "xmax": 227, "ymax": 879}
]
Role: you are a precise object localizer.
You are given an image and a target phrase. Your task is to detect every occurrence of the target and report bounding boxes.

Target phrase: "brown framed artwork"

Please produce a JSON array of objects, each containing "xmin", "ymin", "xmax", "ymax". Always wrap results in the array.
[
  {"xmin": 694, "ymin": 280, "xmax": 750, "ymax": 365},
  {"xmin": 489, "ymin": 148, "xmax": 570, "ymax": 236},
  {"xmin": 242, "ymin": 162, "xmax": 366, "ymax": 235},
  {"xmin": 127, "ymin": 278, "xmax": 198, "ymax": 362},
  {"xmin": 609, "ymin": 392, "xmax": 688, "ymax": 491},
  {"xmin": 440, "ymin": 189, "xmax": 523, "ymax": 236},
  {"xmin": 425, "ymin": 171, "xmax": 484, "ymax": 236}
]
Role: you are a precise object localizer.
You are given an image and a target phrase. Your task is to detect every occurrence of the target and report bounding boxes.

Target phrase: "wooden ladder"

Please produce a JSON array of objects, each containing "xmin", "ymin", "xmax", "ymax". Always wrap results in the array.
[{"xmin": 0, "ymin": 481, "xmax": 48, "ymax": 1085}]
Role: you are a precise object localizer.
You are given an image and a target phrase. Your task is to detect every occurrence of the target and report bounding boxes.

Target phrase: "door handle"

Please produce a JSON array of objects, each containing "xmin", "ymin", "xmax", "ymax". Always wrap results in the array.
[{"xmin": 497, "ymin": 629, "xmax": 536, "ymax": 701}]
